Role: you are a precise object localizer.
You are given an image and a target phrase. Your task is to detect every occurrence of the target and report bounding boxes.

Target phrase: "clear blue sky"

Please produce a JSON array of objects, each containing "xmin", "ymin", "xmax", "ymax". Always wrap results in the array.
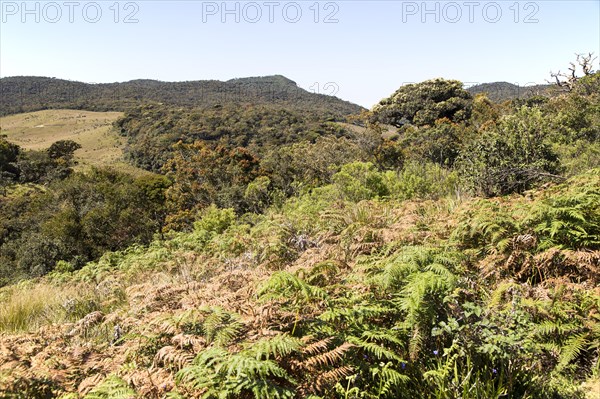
[{"xmin": 1, "ymin": 1, "xmax": 599, "ymax": 107}]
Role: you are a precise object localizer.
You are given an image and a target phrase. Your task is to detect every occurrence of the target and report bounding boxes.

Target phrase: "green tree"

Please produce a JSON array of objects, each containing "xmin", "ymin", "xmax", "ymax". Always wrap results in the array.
[
  {"xmin": 0, "ymin": 136, "xmax": 21, "ymax": 191},
  {"xmin": 134, "ymin": 174, "xmax": 172, "ymax": 235},
  {"xmin": 260, "ymin": 135, "xmax": 367, "ymax": 196},
  {"xmin": 374, "ymin": 139, "xmax": 405, "ymax": 170},
  {"xmin": 547, "ymin": 73, "xmax": 600, "ymax": 143},
  {"xmin": 398, "ymin": 119, "xmax": 469, "ymax": 167},
  {"xmin": 47, "ymin": 139, "xmax": 81, "ymax": 161},
  {"xmin": 15, "ymin": 140, "xmax": 81, "ymax": 184},
  {"xmin": 0, "ymin": 167, "xmax": 169, "ymax": 283},
  {"xmin": 163, "ymin": 141, "xmax": 262, "ymax": 230},
  {"xmin": 370, "ymin": 79, "xmax": 473, "ymax": 128}
]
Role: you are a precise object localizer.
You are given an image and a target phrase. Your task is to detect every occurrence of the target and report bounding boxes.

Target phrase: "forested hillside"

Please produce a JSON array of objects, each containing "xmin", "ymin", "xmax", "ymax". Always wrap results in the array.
[
  {"xmin": 0, "ymin": 76, "xmax": 363, "ymax": 117},
  {"xmin": 466, "ymin": 82, "xmax": 553, "ymax": 102},
  {"xmin": 0, "ymin": 64, "xmax": 599, "ymax": 398}
]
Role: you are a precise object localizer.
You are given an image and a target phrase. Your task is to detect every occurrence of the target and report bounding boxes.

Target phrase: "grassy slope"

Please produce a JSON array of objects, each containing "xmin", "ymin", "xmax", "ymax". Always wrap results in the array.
[{"xmin": 0, "ymin": 109, "xmax": 146, "ymax": 175}]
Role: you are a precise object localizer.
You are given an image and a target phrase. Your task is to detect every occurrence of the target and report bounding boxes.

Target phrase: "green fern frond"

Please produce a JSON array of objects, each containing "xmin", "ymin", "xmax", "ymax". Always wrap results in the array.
[
  {"xmin": 374, "ymin": 246, "xmax": 460, "ymax": 291},
  {"xmin": 84, "ymin": 375, "xmax": 137, "ymax": 399},
  {"xmin": 558, "ymin": 333, "xmax": 588, "ymax": 370},
  {"xmin": 348, "ymin": 336, "xmax": 402, "ymax": 362},
  {"xmin": 534, "ymin": 320, "xmax": 578, "ymax": 338},
  {"xmin": 225, "ymin": 353, "xmax": 291, "ymax": 380},
  {"xmin": 487, "ymin": 281, "xmax": 519, "ymax": 309},
  {"xmin": 247, "ymin": 334, "xmax": 302, "ymax": 360},
  {"xmin": 375, "ymin": 363, "xmax": 409, "ymax": 395},
  {"xmin": 177, "ymin": 344, "xmax": 296, "ymax": 399},
  {"xmin": 361, "ymin": 329, "xmax": 404, "ymax": 347},
  {"xmin": 191, "ymin": 346, "xmax": 229, "ymax": 367},
  {"xmin": 258, "ymin": 271, "xmax": 328, "ymax": 304},
  {"xmin": 200, "ymin": 306, "xmax": 243, "ymax": 345},
  {"xmin": 319, "ymin": 302, "xmax": 394, "ymax": 324}
]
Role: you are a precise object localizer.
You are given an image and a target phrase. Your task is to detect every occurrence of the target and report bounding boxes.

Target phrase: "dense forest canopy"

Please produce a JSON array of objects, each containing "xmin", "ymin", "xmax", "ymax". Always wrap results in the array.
[{"xmin": 116, "ymin": 103, "xmax": 355, "ymax": 172}]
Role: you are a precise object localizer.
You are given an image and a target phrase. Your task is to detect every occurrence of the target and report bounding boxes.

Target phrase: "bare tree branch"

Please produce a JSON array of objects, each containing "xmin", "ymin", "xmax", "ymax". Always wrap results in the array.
[{"xmin": 547, "ymin": 52, "xmax": 597, "ymax": 92}]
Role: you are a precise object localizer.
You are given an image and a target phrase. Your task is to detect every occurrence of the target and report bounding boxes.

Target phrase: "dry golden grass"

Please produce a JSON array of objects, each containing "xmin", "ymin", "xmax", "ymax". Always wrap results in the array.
[
  {"xmin": 0, "ymin": 281, "xmax": 106, "ymax": 333},
  {"xmin": 0, "ymin": 109, "xmax": 147, "ymax": 175}
]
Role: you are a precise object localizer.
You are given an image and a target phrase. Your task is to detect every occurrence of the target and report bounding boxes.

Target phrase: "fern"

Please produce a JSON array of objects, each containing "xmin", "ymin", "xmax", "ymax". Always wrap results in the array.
[
  {"xmin": 487, "ymin": 281, "xmax": 520, "ymax": 309},
  {"xmin": 373, "ymin": 246, "xmax": 460, "ymax": 291},
  {"xmin": 258, "ymin": 272, "xmax": 329, "ymax": 333},
  {"xmin": 295, "ymin": 337, "xmax": 355, "ymax": 395},
  {"xmin": 348, "ymin": 336, "xmax": 402, "ymax": 362},
  {"xmin": 319, "ymin": 302, "xmax": 394, "ymax": 325},
  {"xmin": 301, "ymin": 336, "xmax": 334, "ymax": 356},
  {"xmin": 371, "ymin": 362, "xmax": 409, "ymax": 397},
  {"xmin": 246, "ymin": 334, "xmax": 302, "ymax": 360},
  {"xmin": 83, "ymin": 375, "xmax": 137, "ymax": 399},
  {"xmin": 154, "ymin": 345, "xmax": 194, "ymax": 370},
  {"xmin": 361, "ymin": 329, "xmax": 405, "ymax": 348},
  {"xmin": 302, "ymin": 342, "xmax": 354, "ymax": 368},
  {"xmin": 200, "ymin": 306, "xmax": 243, "ymax": 345},
  {"xmin": 176, "ymin": 342, "xmax": 296, "ymax": 399},
  {"xmin": 557, "ymin": 333, "xmax": 588, "ymax": 371},
  {"xmin": 258, "ymin": 271, "xmax": 328, "ymax": 304}
]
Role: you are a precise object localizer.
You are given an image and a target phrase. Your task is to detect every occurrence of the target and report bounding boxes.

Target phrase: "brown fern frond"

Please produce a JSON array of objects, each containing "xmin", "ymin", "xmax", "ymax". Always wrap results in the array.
[
  {"xmin": 154, "ymin": 345, "xmax": 194, "ymax": 370},
  {"xmin": 315, "ymin": 365, "xmax": 354, "ymax": 392},
  {"xmin": 303, "ymin": 342, "xmax": 354, "ymax": 368},
  {"xmin": 301, "ymin": 337, "xmax": 334, "ymax": 356},
  {"xmin": 67, "ymin": 311, "xmax": 106, "ymax": 337},
  {"xmin": 80, "ymin": 311, "xmax": 105, "ymax": 329},
  {"xmin": 78, "ymin": 373, "xmax": 105, "ymax": 396},
  {"xmin": 513, "ymin": 234, "xmax": 537, "ymax": 250},
  {"xmin": 124, "ymin": 367, "xmax": 174, "ymax": 397},
  {"xmin": 533, "ymin": 248, "xmax": 600, "ymax": 284},
  {"xmin": 171, "ymin": 333, "xmax": 206, "ymax": 352},
  {"xmin": 350, "ymin": 240, "xmax": 380, "ymax": 257},
  {"xmin": 563, "ymin": 249, "xmax": 600, "ymax": 282}
]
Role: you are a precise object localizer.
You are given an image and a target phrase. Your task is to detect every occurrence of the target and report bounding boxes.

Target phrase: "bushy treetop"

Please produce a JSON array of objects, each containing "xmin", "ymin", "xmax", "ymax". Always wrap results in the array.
[{"xmin": 371, "ymin": 78, "xmax": 473, "ymax": 127}]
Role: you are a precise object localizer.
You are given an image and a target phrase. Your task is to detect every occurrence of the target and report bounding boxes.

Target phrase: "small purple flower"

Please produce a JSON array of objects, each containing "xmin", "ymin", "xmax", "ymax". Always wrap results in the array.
[
  {"xmin": 401, "ymin": 362, "xmax": 406, "ymax": 369},
  {"xmin": 433, "ymin": 350, "xmax": 439, "ymax": 355},
  {"xmin": 492, "ymin": 368, "xmax": 498, "ymax": 374}
]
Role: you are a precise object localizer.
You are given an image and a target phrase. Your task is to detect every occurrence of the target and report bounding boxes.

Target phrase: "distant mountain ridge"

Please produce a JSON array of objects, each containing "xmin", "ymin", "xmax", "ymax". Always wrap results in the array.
[
  {"xmin": 467, "ymin": 81, "xmax": 555, "ymax": 102},
  {"xmin": 0, "ymin": 76, "xmax": 560, "ymax": 117},
  {"xmin": 0, "ymin": 75, "xmax": 364, "ymax": 117}
]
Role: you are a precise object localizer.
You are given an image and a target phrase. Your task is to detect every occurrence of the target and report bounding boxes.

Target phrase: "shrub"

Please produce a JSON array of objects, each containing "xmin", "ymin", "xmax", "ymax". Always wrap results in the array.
[
  {"xmin": 385, "ymin": 161, "xmax": 458, "ymax": 201},
  {"xmin": 456, "ymin": 106, "xmax": 561, "ymax": 196},
  {"xmin": 333, "ymin": 162, "xmax": 389, "ymax": 202}
]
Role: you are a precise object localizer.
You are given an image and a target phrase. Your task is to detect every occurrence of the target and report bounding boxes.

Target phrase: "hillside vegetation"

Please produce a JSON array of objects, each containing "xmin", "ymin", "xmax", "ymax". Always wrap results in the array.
[
  {"xmin": 0, "ymin": 65, "xmax": 599, "ymax": 398},
  {"xmin": 466, "ymin": 82, "xmax": 554, "ymax": 103},
  {"xmin": 0, "ymin": 76, "xmax": 363, "ymax": 117},
  {"xmin": 1, "ymin": 169, "xmax": 598, "ymax": 399}
]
